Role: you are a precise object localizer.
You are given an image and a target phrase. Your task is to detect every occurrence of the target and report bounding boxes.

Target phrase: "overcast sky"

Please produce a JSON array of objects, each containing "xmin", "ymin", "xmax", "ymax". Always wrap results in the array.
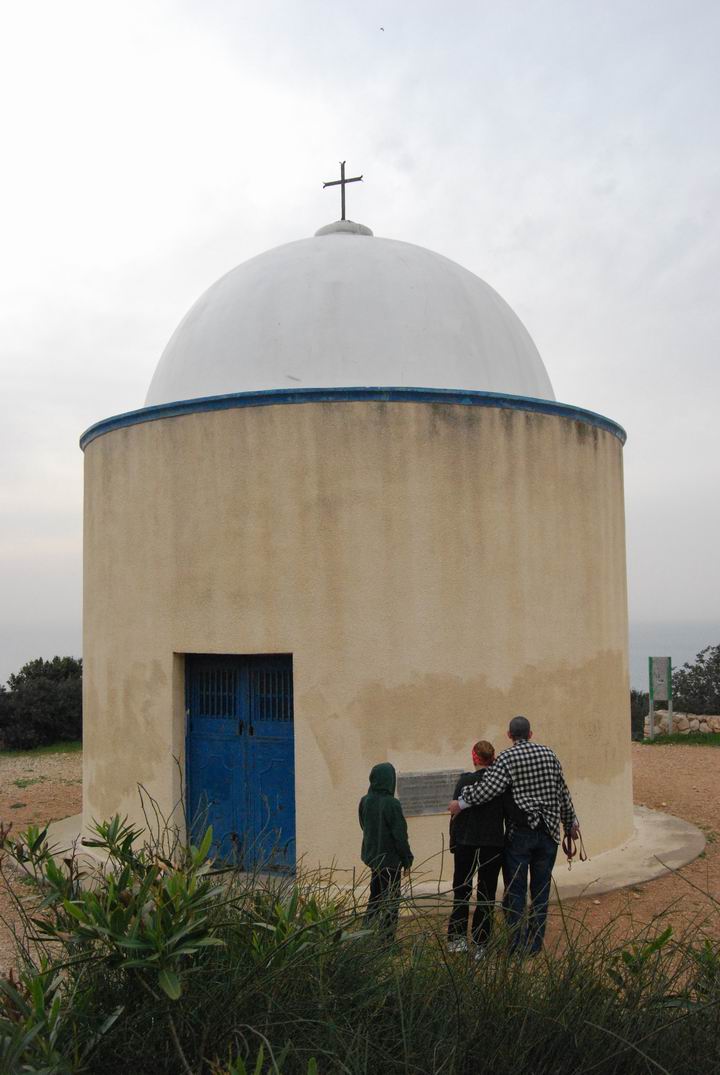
[{"xmin": 1, "ymin": 0, "xmax": 719, "ymax": 686}]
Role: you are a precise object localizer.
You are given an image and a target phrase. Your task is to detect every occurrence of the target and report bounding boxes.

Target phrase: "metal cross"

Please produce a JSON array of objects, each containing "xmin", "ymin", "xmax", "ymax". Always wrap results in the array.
[{"xmin": 322, "ymin": 160, "xmax": 363, "ymax": 221}]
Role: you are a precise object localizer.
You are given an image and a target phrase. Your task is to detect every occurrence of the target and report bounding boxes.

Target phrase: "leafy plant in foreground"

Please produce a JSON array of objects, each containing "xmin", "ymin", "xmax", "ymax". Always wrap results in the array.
[
  {"xmin": 210, "ymin": 1046, "xmax": 319, "ymax": 1075},
  {"xmin": 607, "ymin": 925, "xmax": 675, "ymax": 1007},
  {"xmin": 0, "ymin": 964, "xmax": 119, "ymax": 1075},
  {"xmin": 2, "ymin": 810, "xmax": 720, "ymax": 1074},
  {"xmin": 73, "ymin": 818, "xmax": 223, "ymax": 1001},
  {"xmin": 1, "ymin": 814, "xmax": 228, "ymax": 1073}
]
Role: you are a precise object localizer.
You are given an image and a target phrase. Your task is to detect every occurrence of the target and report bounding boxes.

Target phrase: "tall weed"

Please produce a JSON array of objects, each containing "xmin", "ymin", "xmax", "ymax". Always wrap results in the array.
[{"xmin": 1, "ymin": 814, "xmax": 719, "ymax": 1074}]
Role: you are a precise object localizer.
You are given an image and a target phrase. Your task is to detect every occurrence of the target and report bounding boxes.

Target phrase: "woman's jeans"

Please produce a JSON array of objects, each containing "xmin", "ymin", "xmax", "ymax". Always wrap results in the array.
[
  {"xmin": 447, "ymin": 845, "xmax": 502, "ymax": 946},
  {"xmin": 503, "ymin": 827, "xmax": 558, "ymax": 953}
]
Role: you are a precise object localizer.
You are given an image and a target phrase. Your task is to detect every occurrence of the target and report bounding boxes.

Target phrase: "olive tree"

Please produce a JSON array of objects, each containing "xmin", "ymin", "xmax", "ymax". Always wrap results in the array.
[{"xmin": 672, "ymin": 645, "xmax": 720, "ymax": 715}]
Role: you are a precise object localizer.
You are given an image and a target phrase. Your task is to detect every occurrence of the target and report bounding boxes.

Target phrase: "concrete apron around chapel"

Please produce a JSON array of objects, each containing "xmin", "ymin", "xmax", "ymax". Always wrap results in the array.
[{"xmin": 66, "ymin": 212, "xmax": 704, "ymax": 891}]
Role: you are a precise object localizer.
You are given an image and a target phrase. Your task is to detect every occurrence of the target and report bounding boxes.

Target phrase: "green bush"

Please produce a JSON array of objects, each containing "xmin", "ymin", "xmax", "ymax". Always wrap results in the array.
[
  {"xmin": 673, "ymin": 644, "xmax": 720, "ymax": 715},
  {"xmin": 0, "ymin": 656, "xmax": 82, "ymax": 749},
  {"xmin": 630, "ymin": 689, "xmax": 648, "ymax": 740},
  {"xmin": 0, "ymin": 687, "xmax": 12, "ymax": 739},
  {"xmin": 2, "ymin": 813, "xmax": 720, "ymax": 1074}
]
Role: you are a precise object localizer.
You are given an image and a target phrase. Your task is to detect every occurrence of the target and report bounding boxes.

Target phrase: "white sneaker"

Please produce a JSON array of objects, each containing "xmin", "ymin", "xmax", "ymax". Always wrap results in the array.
[
  {"xmin": 447, "ymin": 938, "xmax": 468, "ymax": 953},
  {"xmin": 473, "ymin": 945, "xmax": 487, "ymax": 961}
]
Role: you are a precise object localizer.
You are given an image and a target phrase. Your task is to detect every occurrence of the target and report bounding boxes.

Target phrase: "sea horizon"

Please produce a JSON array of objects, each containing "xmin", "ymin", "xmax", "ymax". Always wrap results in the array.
[{"xmin": 629, "ymin": 620, "xmax": 720, "ymax": 691}]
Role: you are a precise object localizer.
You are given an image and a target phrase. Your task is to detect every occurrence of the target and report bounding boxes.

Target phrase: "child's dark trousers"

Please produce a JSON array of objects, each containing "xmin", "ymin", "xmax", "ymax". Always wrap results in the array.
[
  {"xmin": 448, "ymin": 845, "xmax": 502, "ymax": 946},
  {"xmin": 365, "ymin": 866, "xmax": 403, "ymax": 942}
]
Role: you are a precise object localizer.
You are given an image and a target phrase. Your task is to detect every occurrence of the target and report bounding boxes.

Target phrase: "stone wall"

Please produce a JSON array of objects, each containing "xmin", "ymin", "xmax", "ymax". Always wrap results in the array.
[{"xmin": 644, "ymin": 711, "xmax": 720, "ymax": 736}]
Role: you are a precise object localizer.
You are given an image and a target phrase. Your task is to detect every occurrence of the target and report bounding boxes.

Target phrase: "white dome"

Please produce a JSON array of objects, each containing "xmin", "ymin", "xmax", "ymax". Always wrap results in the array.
[{"xmin": 145, "ymin": 221, "xmax": 554, "ymax": 406}]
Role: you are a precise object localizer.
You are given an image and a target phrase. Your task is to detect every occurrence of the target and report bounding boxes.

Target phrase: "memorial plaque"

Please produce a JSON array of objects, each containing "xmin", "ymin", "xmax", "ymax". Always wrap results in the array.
[
  {"xmin": 650, "ymin": 656, "xmax": 672, "ymax": 701},
  {"xmin": 396, "ymin": 769, "xmax": 463, "ymax": 816}
]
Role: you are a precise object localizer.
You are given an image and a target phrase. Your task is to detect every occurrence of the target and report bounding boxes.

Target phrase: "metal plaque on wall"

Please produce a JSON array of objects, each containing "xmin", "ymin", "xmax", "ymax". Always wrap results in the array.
[{"xmin": 396, "ymin": 769, "xmax": 463, "ymax": 816}]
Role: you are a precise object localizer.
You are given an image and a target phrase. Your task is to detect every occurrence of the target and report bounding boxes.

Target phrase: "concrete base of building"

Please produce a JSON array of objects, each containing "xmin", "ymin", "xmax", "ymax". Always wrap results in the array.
[
  {"xmin": 406, "ymin": 805, "xmax": 705, "ymax": 905},
  {"xmin": 549, "ymin": 804, "xmax": 706, "ymax": 901}
]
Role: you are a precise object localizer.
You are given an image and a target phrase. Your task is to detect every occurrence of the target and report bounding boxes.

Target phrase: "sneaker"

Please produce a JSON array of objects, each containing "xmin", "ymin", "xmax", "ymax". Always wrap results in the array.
[
  {"xmin": 447, "ymin": 938, "xmax": 468, "ymax": 953},
  {"xmin": 472, "ymin": 945, "xmax": 486, "ymax": 961}
]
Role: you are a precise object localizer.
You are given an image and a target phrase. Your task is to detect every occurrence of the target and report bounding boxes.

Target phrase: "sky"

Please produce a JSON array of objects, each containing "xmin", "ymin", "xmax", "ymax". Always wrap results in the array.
[{"xmin": 1, "ymin": 0, "xmax": 719, "ymax": 687}]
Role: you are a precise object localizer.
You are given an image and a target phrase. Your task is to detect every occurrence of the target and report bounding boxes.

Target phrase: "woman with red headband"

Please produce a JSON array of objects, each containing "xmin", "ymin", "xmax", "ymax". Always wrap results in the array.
[{"xmin": 447, "ymin": 740, "xmax": 505, "ymax": 955}]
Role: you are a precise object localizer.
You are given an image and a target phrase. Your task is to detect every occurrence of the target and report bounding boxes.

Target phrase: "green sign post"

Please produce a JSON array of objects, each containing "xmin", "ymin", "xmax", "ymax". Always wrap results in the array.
[{"xmin": 648, "ymin": 656, "xmax": 672, "ymax": 740}]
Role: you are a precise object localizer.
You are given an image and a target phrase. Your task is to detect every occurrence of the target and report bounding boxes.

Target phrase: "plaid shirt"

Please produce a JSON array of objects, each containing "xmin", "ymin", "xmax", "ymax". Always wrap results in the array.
[{"xmin": 458, "ymin": 739, "xmax": 577, "ymax": 844}]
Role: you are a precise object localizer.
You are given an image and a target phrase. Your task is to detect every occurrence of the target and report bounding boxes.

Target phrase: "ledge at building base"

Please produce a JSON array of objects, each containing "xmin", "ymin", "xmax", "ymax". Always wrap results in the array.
[
  {"xmin": 48, "ymin": 806, "xmax": 704, "ymax": 904},
  {"xmin": 549, "ymin": 805, "xmax": 705, "ymax": 901},
  {"xmin": 407, "ymin": 806, "xmax": 705, "ymax": 903}
]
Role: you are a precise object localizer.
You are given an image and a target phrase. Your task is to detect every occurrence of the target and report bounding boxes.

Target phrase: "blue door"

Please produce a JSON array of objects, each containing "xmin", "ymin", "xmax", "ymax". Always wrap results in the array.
[{"xmin": 186, "ymin": 654, "xmax": 296, "ymax": 871}]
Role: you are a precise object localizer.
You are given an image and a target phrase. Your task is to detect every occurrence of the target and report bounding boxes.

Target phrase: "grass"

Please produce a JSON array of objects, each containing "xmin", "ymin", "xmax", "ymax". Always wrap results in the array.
[
  {"xmin": 0, "ymin": 739, "xmax": 82, "ymax": 757},
  {"xmin": 1, "ymin": 811, "xmax": 720, "ymax": 1075},
  {"xmin": 12, "ymin": 776, "xmax": 46, "ymax": 789},
  {"xmin": 642, "ymin": 732, "xmax": 720, "ymax": 747}
]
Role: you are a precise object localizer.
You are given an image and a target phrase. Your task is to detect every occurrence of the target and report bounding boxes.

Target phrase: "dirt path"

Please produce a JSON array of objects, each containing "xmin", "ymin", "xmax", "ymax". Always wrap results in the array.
[
  {"xmin": 0, "ymin": 741, "xmax": 718, "ymax": 974},
  {"xmin": 548, "ymin": 741, "xmax": 720, "ymax": 945},
  {"xmin": 0, "ymin": 746, "xmax": 82, "ymax": 974}
]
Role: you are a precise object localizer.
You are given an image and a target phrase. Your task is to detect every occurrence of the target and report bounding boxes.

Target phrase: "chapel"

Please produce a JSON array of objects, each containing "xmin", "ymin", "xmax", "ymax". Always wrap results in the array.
[{"xmin": 80, "ymin": 206, "xmax": 632, "ymax": 877}]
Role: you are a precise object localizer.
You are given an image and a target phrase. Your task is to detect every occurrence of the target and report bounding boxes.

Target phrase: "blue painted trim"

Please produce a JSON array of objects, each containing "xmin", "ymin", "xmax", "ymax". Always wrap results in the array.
[{"xmin": 80, "ymin": 387, "xmax": 626, "ymax": 450}]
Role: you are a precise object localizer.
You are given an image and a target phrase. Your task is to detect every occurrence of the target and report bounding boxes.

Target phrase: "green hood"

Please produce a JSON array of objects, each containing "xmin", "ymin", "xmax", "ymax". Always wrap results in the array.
[
  {"xmin": 358, "ymin": 762, "xmax": 412, "ymax": 870},
  {"xmin": 368, "ymin": 762, "xmax": 396, "ymax": 796}
]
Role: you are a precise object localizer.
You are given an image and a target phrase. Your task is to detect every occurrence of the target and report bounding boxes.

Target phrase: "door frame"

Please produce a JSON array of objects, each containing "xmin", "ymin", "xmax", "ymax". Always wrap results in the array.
[{"xmin": 184, "ymin": 652, "xmax": 296, "ymax": 871}]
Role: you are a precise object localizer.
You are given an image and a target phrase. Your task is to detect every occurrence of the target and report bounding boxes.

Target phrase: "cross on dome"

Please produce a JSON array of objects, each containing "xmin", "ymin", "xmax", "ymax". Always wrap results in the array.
[{"xmin": 322, "ymin": 160, "xmax": 363, "ymax": 221}]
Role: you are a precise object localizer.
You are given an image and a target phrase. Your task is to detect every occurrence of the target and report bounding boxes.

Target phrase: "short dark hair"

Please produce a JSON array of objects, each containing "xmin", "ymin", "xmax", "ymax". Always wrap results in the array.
[{"xmin": 508, "ymin": 715, "xmax": 531, "ymax": 740}]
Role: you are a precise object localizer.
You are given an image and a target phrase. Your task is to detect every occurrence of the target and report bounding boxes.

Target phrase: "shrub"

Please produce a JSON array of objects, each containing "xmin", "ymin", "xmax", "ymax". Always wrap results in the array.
[
  {"xmin": 0, "ymin": 656, "xmax": 82, "ymax": 749},
  {"xmin": 0, "ymin": 686, "xmax": 12, "ymax": 735},
  {"xmin": 630, "ymin": 689, "xmax": 648, "ymax": 740},
  {"xmin": 1, "ymin": 813, "xmax": 720, "ymax": 1074},
  {"xmin": 672, "ymin": 644, "xmax": 720, "ymax": 715}
]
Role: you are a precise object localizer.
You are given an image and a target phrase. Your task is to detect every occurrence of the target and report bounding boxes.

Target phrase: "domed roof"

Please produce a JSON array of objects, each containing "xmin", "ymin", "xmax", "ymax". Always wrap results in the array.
[{"xmin": 145, "ymin": 221, "xmax": 555, "ymax": 406}]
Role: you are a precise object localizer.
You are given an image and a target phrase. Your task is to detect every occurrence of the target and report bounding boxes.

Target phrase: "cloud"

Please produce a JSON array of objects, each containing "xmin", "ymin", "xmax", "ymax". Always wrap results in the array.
[{"xmin": 1, "ymin": 0, "xmax": 719, "ymax": 680}]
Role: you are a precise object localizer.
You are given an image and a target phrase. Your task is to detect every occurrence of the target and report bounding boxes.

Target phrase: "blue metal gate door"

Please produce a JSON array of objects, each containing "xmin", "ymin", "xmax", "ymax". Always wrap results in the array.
[
  {"xmin": 186, "ymin": 654, "xmax": 296, "ymax": 872},
  {"xmin": 247, "ymin": 656, "xmax": 296, "ymax": 872},
  {"xmin": 186, "ymin": 656, "xmax": 248, "ymax": 864}
]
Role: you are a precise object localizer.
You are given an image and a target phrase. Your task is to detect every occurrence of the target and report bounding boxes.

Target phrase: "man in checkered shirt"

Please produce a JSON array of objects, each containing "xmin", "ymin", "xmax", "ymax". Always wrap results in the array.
[{"xmin": 448, "ymin": 715, "xmax": 579, "ymax": 953}]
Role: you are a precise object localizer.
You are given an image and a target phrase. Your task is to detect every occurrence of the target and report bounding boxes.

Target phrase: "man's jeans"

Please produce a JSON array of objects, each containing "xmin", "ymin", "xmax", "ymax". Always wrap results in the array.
[{"xmin": 504, "ymin": 828, "xmax": 558, "ymax": 953}]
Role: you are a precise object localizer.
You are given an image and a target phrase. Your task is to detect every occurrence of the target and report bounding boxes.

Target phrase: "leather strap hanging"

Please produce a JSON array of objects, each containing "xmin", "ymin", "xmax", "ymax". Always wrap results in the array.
[{"xmin": 562, "ymin": 829, "xmax": 588, "ymax": 870}]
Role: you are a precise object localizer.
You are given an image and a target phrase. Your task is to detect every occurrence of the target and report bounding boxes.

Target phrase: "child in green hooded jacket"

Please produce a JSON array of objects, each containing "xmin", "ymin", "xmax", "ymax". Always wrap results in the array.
[{"xmin": 358, "ymin": 762, "xmax": 413, "ymax": 941}]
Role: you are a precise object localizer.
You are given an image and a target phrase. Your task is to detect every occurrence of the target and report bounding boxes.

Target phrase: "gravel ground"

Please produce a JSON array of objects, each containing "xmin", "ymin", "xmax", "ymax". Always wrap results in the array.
[
  {"xmin": 547, "ymin": 741, "xmax": 720, "ymax": 945},
  {"xmin": 0, "ymin": 741, "xmax": 718, "ymax": 975},
  {"xmin": 0, "ymin": 746, "xmax": 82, "ymax": 974}
]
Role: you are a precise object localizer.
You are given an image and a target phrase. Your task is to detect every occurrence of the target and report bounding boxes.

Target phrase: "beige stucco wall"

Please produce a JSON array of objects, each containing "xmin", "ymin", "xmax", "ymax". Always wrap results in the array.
[{"xmin": 82, "ymin": 400, "xmax": 632, "ymax": 879}]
